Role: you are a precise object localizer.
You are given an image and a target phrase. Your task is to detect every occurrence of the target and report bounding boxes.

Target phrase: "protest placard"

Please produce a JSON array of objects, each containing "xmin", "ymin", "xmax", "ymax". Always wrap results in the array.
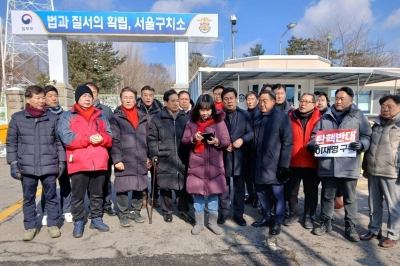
[{"xmin": 314, "ymin": 129, "xmax": 358, "ymax": 157}]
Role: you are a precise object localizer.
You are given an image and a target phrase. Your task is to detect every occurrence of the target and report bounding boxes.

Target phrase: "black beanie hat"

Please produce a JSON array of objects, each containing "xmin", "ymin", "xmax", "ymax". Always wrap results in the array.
[{"xmin": 75, "ymin": 85, "xmax": 94, "ymax": 103}]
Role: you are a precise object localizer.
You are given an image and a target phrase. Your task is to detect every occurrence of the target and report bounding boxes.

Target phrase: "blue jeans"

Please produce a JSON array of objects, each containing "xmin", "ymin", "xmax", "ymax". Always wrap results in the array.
[{"xmin": 194, "ymin": 194, "xmax": 219, "ymax": 213}]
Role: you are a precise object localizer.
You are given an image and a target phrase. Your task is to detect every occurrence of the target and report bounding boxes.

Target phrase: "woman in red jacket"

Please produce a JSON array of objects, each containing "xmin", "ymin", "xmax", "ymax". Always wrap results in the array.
[
  {"xmin": 182, "ymin": 94, "xmax": 230, "ymax": 235},
  {"xmin": 57, "ymin": 85, "xmax": 113, "ymax": 238}
]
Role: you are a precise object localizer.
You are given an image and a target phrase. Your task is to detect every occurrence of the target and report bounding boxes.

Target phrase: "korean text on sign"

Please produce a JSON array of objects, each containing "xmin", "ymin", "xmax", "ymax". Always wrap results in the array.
[{"xmin": 314, "ymin": 129, "xmax": 358, "ymax": 158}]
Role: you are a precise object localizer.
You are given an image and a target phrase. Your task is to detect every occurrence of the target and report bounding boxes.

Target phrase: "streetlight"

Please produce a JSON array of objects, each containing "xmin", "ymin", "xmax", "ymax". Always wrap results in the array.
[
  {"xmin": 279, "ymin": 22, "xmax": 297, "ymax": 55},
  {"xmin": 202, "ymin": 54, "xmax": 218, "ymax": 66},
  {"xmin": 325, "ymin": 34, "xmax": 333, "ymax": 59},
  {"xmin": 215, "ymin": 39, "xmax": 225, "ymax": 63},
  {"xmin": 230, "ymin": 14, "xmax": 238, "ymax": 59},
  {"xmin": 191, "ymin": 52, "xmax": 218, "ymax": 66}
]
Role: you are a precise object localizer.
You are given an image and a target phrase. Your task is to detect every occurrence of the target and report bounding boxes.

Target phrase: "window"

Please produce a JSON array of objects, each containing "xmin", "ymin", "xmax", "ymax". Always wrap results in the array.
[
  {"xmin": 252, "ymin": 84, "xmax": 259, "ymax": 94},
  {"xmin": 285, "ymin": 84, "xmax": 295, "ymax": 105}
]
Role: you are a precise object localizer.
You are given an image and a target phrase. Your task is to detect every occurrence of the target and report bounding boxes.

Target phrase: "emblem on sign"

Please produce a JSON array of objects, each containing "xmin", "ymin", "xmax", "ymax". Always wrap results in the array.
[{"xmin": 198, "ymin": 17, "xmax": 212, "ymax": 33}]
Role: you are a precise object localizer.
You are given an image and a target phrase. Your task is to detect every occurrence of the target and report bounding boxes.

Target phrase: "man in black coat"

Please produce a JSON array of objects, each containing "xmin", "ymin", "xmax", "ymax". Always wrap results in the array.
[
  {"xmin": 147, "ymin": 89, "xmax": 194, "ymax": 224},
  {"xmin": 136, "ymin": 85, "xmax": 163, "ymax": 208},
  {"xmin": 272, "ymin": 84, "xmax": 293, "ymax": 113},
  {"xmin": 218, "ymin": 87, "xmax": 254, "ymax": 226},
  {"xmin": 252, "ymin": 90, "xmax": 293, "ymax": 235},
  {"xmin": 6, "ymin": 85, "xmax": 66, "ymax": 241}
]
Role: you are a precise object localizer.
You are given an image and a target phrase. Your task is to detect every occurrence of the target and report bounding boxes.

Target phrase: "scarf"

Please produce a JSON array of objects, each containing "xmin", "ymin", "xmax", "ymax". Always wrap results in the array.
[
  {"xmin": 93, "ymin": 99, "xmax": 101, "ymax": 108},
  {"xmin": 214, "ymin": 101, "xmax": 224, "ymax": 110},
  {"xmin": 25, "ymin": 103, "xmax": 47, "ymax": 118},
  {"xmin": 121, "ymin": 105, "xmax": 139, "ymax": 129},
  {"xmin": 194, "ymin": 118, "xmax": 216, "ymax": 153},
  {"xmin": 331, "ymin": 105, "xmax": 350, "ymax": 125},
  {"xmin": 47, "ymin": 103, "xmax": 63, "ymax": 116},
  {"xmin": 294, "ymin": 109, "xmax": 314, "ymax": 131},
  {"xmin": 275, "ymin": 101, "xmax": 287, "ymax": 112},
  {"xmin": 74, "ymin": 104, "xmax": 95, "ymax": 122}
]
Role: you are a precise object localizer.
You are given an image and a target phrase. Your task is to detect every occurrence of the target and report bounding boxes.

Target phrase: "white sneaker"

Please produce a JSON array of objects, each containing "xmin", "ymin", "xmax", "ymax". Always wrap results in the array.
[
  {"xmin": 42, "ymin": 215, "xmax": 48, "ymax": 226},
  {"xmin": 63, "ymin": 212, "xmax": 73, "ymax": 223}
]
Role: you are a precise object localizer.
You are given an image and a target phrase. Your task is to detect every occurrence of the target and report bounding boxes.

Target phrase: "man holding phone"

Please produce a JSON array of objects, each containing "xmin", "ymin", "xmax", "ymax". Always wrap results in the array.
[{"xmin": 218, "ymin": 87, "xmax": 254, "ymax": 226}]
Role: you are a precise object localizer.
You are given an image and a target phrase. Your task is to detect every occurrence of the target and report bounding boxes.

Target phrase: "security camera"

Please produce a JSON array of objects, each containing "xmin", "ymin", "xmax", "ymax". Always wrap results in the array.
[
  {"xmin": 52, "ymin": 79, "xmax": 57, "ymax": 85},
  {"xmin": 230, "ymin": 14, "xmax": 237, "ymax": 25}
]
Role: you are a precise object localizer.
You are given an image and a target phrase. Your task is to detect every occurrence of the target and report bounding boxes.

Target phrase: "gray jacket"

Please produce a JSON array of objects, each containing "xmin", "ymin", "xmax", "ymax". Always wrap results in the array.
[
  {"xmin": 362, "ymin": 113, "xmax": 400, "ymax": 178},
  {"xmin": 309, "ymin": 105, "xmax": 372, "ymax": 179}
]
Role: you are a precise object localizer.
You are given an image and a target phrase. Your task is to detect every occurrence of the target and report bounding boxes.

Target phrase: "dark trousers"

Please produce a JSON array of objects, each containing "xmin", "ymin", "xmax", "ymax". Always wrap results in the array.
[
  {"xmin": 144, "ymin": 165, "xmax": 159, "ymax": 199},
  {"xmin": 41, "ymin": 171, "xmax": 71, "ymax": 215},
  {"xmin": 245, "ymin": 172, "xmax": 255, "ymax": 197},
  {"xmin": 160, "ymin": 189, "xmax": 189, "ymax": 214},
  {"xmin": 284, "ymin": 168, "xmax": 319, "ymax": 217},
  {"xmin": 219, "ymin": 175, "xmax": 246, "ymax": 218},
  {"xmin": 102, "ymin": 159, "xmax": 113, "ymax": 209},
  {"xmin": 256, "ymin": 184, "xmax": 285, "ymax": 224},
  {"xmin": 321, "ymin": 177, "xmax": 358, "ymax": 226},
  {"xmin": 117, "ymin": 190, "xmax": 143, "ymax": 215},
  {"xmin": 71, "ymin": 171, "xmax": 106, "ymax": 221},
  {"xmin": 22, "ymin": 174, "xmax": 59, "ymax": 229}
]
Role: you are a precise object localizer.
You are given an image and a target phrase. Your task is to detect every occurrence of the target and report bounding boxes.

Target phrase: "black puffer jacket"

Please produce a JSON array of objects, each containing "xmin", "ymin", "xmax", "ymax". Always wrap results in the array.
[
  {"xmin": 136, "ymin": 98, "xmax": 163, "ymax": 122},
  {"xmin": 147, "ymin": 108, "xmax": 190, "ymax": 190},
  {"xmin": 6, "ymin": 110, "xmax": 66, "ymax": 176},
  {"xmin": 110, "ymin": 106, "xmax": 149, "ymax": 193}
]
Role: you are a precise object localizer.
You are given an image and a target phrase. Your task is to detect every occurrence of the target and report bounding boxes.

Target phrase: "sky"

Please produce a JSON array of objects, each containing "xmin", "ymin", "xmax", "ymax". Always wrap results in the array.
[{"xmin": 1, "ymin": 0, "xmax": 400, "ymax": 73}]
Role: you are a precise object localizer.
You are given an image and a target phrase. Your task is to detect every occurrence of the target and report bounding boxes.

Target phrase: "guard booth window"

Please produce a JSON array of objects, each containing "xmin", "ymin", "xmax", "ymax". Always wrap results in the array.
[{"xmin": 252, "ymin": 85, "xmax": 259, "ymax": 94}]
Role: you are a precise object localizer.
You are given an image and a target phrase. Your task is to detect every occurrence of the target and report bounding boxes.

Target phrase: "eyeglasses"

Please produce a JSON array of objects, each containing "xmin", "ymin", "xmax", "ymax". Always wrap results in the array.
[{"xmin": 299, "ymin": 100, "xmax": 314, "ymax": 105}]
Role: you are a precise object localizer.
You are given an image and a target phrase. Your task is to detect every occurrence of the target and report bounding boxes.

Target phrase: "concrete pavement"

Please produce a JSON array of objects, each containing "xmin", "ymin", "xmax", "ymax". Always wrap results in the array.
[{"xmin": 0, "ymin": 157, "xmax": 399, "ymax": 265}]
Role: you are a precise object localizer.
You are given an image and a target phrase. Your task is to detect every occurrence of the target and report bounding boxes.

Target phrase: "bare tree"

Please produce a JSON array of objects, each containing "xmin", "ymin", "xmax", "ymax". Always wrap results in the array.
[
  {"xmin": 113, "ymin": 43, "xmax": 174, "ymax": 94},
  {"xmin": 313, "ymin": 17, "xmax": 399, "ymax": 67}
]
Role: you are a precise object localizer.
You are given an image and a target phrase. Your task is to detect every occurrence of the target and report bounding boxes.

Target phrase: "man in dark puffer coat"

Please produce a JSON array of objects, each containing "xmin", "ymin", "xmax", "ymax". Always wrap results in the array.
[
  {"xmin": 6, "ymin": 85, "xmax": 66, "ymax": 241},
  {"xmin": 147, "ymin": 89, "xmax": 194, "ymax": 224}
]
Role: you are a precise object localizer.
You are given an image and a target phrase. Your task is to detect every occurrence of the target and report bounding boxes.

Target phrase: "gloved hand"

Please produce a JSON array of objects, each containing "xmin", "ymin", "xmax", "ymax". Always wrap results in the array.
[
  {"xmin": 10, "ymin": 163, "xmax": 21, "ymax": 181},
  {"xmin": 58, "ymin": 161, "xmax": 66, "ymax": 178},
  {"xmin": 306, "ymin": 144, "xmax": 320, "ymax": 152},
  {"xmin": 151, "ymin": 156, "xmax": 158, "ymax": 165},
  {"xmin": 277, "ymin": 167, "xmax": 291, "ymax": 183},
  {"xmin": 348, "ymin": 142, "xmax": 363, "ymax": 151}
]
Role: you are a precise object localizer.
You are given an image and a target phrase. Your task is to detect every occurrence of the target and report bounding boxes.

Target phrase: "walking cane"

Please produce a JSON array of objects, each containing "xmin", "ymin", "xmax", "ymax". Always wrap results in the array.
[{"xmin": 149, "ymin": 159, "xmax": 157, "ymax": 224}]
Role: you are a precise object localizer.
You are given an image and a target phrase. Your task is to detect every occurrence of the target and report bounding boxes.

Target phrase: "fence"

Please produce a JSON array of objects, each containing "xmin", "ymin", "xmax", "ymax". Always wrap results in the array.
[{"xmin": 98, "ymin": 94, "xmax": 164, "ymax": 111}]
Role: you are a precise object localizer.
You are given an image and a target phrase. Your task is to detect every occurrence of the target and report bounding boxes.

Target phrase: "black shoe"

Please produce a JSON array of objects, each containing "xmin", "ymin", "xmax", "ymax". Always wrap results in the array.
[
  {"xmin": 233, "ymin": 216, "xmax": 246, "ymax": 226},
  {"xmin": 283, "ymin": 214, "xmax": 299, "ymax": 226},
  {"xmin": 345, "ymin": 226, "xmax": 360, "ymax": 242},
  {"xmin": 119, "ymin": 215, "xmax": 130, "ymax": 227},
  {"xmin": 217, "ymin": 215, "xmax": 229, "ymax": 224},
  {"xmin": 244, "ymin": 195, "xmax": 254, "ymax": 204},
  {"xmin": 164, "ymin": 213, "xmax": 173, "ymax": 223},
  {"xmin": 312, "ymin": 218, "xmax": 332, "ymax": 236},
  {"xmin": 251, "ymin": 218, "xmax": 270, "ymax": 227},
  {"xmin": 269, "ymin": 222, "xmax": 281, "ymax": 235},
  {"xmin": 178, "ymin": 212, "xmax": 195, "ymax": 224},
  {"xmin": 104, "ymin": 207, "xmax": 117, "ymax": 216},
  {"xmin": 303, "ymin": 215, "xmax": 313, "ymax": 229}
]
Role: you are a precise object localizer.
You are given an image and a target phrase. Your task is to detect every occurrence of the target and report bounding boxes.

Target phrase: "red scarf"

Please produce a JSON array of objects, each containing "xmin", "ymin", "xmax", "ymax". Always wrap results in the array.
[
  {"xmin": 25, "ymin": 103, "xmax": 47, "ymax": 118},
  {"xmin": 194, "ymin": 118, "xmax": 216, "ymax": 153},
  {"xmin": 121, "ymin": 105, "xmax": 139, "ymax": 129},
  {"xmin": 74, "ymin": 104, "xmax": 95, "ymax": 122},
  {"xmin": 214, "ymin": 101, "xmax": 224, "ymax": 110}
]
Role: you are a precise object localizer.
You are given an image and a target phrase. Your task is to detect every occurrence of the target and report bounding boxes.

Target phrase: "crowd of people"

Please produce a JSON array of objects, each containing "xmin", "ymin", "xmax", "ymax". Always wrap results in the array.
[{"xmin": 6, "ymin": 82, "xmax": 400, "ymax": 249}]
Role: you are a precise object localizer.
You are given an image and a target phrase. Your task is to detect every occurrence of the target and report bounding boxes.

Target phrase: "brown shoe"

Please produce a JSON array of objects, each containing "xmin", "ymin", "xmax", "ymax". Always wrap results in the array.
[
  {"xmin": 151, "ymin": 199, "xmax": 160, "ymax": 208},
  {"xmin": 360, "ymin": 230, "xmax": 382, "ymax": 240},
  {"xmin": 381, "ymin": 237, "xmax": 397, "ymax": 248},
  {"xmin": 142, "ymin": 198, "xmax": 148, "ymax": 209}
]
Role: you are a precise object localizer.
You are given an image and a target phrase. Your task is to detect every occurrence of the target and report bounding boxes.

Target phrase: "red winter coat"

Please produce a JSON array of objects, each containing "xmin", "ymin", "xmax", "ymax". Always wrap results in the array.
[
  {"xmin": 57, "ymin": 105, "xmax": 113, "ymax": 175},
  {"xmin": 289, "ymin": 107, "xmax": 321, "ymax": 168},
  {"xmin": 182, "ymin": 110, "xmax": 230, "ymax": 196}
]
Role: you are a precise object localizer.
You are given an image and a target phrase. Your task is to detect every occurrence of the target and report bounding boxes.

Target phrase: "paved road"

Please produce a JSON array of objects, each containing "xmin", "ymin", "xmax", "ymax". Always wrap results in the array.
[{"xmin": 0, "ymin": 157, "xmax": 398, "ymax": 265}]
